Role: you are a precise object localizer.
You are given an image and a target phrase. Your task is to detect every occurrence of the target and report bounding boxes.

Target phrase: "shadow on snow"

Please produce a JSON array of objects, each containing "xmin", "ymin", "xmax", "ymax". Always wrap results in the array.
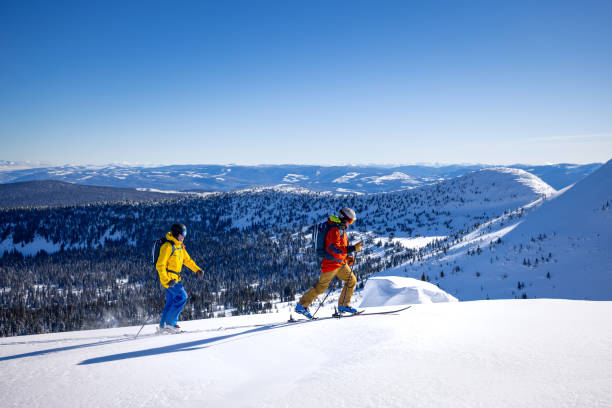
[
  {"xmin": 0, "ymin": 320, "xmax": 310, "ymax": 364},
  {"xmin": 77, "ymin": 324, "xmax": 284, "ymax": 365}
]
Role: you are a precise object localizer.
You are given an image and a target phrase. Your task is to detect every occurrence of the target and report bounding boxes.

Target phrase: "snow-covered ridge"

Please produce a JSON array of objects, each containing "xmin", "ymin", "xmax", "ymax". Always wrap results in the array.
[
  {"xmin": 446, "ymin": 167, "xmax": 556, "ymax": 206},
  {"xmin": 480, "ymin": 167, "xmax": 556, "ymax": 196}
]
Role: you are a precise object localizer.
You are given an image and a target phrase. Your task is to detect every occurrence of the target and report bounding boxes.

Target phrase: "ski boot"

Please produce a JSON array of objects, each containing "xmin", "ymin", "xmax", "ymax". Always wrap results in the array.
[
  {"xmin": 166, "ymin": 324, "xmax": 182, "ymax": 334},
  {"xmin": 295, "ymin": 303, "xmax": 313, "ymax": 319},
  {"xmin": 337, "ymin": 305, "xmax": 359, "ymax": 314}
]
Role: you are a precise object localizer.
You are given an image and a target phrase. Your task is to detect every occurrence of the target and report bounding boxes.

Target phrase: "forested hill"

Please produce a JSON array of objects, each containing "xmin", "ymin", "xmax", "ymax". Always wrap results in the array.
[{"xmin": 0, "ymin": 180, "xmax": 180, "ymax": 208}]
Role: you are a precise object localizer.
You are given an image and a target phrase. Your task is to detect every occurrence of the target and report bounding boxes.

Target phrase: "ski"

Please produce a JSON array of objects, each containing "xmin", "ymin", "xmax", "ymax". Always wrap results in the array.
[
  {"xmin": 332, "ymin": 309, "xmax": 365, "ymax": 318},
  {"xmin": 288, "ymin": 314, "xmax": 317, "ymax": 323},
  {"xmin": 155, "ymin": 327, "xmax": 186, "ymax": 335},
  {"xmin": 333, "ymin": 305, "xmax": 412, "ymax": 318},
  {"xmin": 348, "ymin": 305, "xmax": 412, "ymax": 316},
  {"xmin": 288, "ymin": 305, "xmax": 411, "ymax": 323}
]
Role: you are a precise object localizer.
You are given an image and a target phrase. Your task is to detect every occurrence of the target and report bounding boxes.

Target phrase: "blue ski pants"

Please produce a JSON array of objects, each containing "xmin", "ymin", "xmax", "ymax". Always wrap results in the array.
[{"xmin": 160, "ymin": 281, "xmax": 188, "ymax": 327}]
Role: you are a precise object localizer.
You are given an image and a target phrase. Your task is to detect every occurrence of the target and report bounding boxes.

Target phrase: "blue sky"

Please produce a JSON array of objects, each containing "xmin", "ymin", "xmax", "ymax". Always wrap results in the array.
[{"xmin": 1, "ymin": 0, "xmax": 611, "ymax": 165}]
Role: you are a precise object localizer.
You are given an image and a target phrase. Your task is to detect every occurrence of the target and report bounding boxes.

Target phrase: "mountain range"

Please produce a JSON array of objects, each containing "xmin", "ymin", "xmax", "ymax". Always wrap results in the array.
[{"xmin": 0, "ymin": 161, "xmax": 601, "ymax": 193}]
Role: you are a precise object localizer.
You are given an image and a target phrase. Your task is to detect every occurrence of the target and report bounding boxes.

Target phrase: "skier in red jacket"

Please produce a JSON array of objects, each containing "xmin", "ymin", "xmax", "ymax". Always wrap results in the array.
[{"xmin": 295, "ymin": 207, "xmax": 363, "ymax": 318}]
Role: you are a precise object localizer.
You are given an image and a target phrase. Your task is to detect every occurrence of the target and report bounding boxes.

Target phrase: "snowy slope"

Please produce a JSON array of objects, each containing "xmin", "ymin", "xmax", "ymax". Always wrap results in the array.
[
  {"xmin": 1, "ymin": 299, "xmax": 611, "ymax": 408},
  {"xmin": 392, "ymin": 159, "xmax": 612, "ymax": 300}
]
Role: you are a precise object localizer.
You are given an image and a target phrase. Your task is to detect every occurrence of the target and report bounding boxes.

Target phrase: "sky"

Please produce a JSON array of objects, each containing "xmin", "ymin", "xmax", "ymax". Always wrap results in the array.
[{"xmin": 1, "ymin": 0, "xmax": 611, "ymax": 166}]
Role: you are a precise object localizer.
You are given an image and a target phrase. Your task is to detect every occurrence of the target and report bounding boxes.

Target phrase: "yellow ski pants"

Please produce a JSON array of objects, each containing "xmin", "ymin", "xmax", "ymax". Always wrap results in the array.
[{"xmin": 298, "ymin": 263, "xmax": 357, "ymax": 308}]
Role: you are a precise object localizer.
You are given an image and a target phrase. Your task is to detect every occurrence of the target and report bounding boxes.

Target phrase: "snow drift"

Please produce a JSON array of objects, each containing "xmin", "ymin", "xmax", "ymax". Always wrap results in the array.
[{"xmin": 359, "ymin": 276, "xmax": 458, "ymax": 307}]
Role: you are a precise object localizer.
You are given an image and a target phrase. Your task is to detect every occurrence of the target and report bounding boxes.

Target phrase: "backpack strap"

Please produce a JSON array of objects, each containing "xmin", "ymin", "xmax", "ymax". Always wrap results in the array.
[
  {"xmin": 165, "ymin": 242, "xmax": 180, "ymax": 276},
  {"xmin": 152, "ymin": 238, "xmax": 179, "ymax": 265}
]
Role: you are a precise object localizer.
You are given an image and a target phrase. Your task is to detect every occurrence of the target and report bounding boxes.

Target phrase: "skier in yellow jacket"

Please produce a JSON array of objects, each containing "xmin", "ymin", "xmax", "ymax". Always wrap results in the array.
[{"xmin": 156, "ymin": 223, "xmax": 203, "ymax": 333}]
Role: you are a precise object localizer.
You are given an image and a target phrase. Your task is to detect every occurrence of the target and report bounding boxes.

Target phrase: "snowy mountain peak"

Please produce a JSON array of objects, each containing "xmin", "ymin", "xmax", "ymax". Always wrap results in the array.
[
  {"xmin": 469, "ymin": 167, "xmax": 556, "ymax": 196},
  {"xmin": 483, "ymin": 167, "xmax": 557, "ymax": 196}
]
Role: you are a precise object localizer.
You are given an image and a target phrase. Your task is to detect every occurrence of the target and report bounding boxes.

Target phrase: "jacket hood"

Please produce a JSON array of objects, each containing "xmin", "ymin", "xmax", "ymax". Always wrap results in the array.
[
  {"xmin": 166, "ymin": 231, "xmax": 183, "ymax": 246},
  {"xmin": 328, "ymin": 215, "xmax": 342, "ymax": 224}
]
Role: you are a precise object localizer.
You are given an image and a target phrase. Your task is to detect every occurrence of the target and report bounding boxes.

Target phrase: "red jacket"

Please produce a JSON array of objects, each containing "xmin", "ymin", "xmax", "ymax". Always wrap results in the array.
[{"xmin": 321, "ymin": 219, "xmax": 349, "ymax": 273}]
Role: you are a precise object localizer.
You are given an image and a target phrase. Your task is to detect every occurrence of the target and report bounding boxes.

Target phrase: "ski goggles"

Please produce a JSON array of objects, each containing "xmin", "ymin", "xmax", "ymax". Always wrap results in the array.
[
  {"xmin": 182, "ymin": 229, "xmax": 187, "ymax": 237},
  {"xmin": 341, "ymin": 217, "xmax": 355, "ymax": 225}
]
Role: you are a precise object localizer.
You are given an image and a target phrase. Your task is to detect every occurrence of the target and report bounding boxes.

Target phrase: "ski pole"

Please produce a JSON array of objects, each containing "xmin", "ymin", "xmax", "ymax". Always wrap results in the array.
[
  {"xmin": 311, "ymin": 278, "xmax": 338, "ymax": 318},
  {"xmin": 135, "ymin": 313, "xmax": 152, "ymax": 338},
  {"xmin": 341, "ymin": 234, "xmax": 361, "ymax": 308}
]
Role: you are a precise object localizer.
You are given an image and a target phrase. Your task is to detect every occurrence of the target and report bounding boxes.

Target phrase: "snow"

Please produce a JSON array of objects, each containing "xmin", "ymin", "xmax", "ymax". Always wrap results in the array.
[
  {"xmin": 362, "ymin": 171, "xmax": 418, "ymax": 185},
  {"xmin": 136, "ymin": 187, "xmax": 191, "ymax": 194},
  {"xmin": 49, "ymin": 169, "xmax": 75, "ymax": 176},
  {"xmin": 359, "ymin": 276, "xmax": 458, "ymax": 306},
  {"xmin": 373, "ymin": 236, "xmax": 447, "ymax": 250},
  {"xmin": 0, "ymin": 235, "xmax": 62, "ymax": 256},
  {"xmin": 282, "ymin": 173, "xmax": 309, "ymax": 183},
  {"xmin": 488, "ymin": 167, "xmax": 556, "ymax": 196},
  {"xmin": 0, "ymin": 228, "xmax": 131, "ymax": 256},
  {"xmin": 1, "ymin": 299, "xmax": 611, "ymax": 407},
  {"xmin": 332, "ymin": 172, "xmax": 360, "ymax": 183}
]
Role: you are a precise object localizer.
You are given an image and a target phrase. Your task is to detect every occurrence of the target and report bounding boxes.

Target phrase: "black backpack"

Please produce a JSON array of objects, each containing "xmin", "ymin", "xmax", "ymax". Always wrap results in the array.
[
  {"xmin": 313, "ymin": 221, "xmax": 333, "ymax": 260},
  {"xmin": 152, "ymin": 238, "xmax": 177, "ymax": 267}
]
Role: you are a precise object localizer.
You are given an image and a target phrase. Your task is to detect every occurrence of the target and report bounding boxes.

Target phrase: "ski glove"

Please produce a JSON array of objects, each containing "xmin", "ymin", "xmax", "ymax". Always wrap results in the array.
[
  {"xmin": 167, "ymin": 279, "xmax": 177, "ymax": 287},
  {"xmin": 196, "ymin": 270, "xmax": 203, "ymax": 279},
  {"xmin": 354, "ymin": 242, "xmax": 363, "ymax": 252},
  {"xmin": 346, "ymin": 256, "xmax": 355, "ymax": 266}
]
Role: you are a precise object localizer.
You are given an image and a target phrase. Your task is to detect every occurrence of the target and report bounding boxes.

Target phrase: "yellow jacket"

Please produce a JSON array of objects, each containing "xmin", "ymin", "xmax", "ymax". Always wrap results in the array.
[{"xmin": 156, "ymin": 232, "xmax": 201, "ymax": 288}]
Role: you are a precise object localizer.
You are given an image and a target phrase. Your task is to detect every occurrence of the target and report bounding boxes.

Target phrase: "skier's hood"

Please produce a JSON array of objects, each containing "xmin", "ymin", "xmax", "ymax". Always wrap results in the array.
[
  {"xmin": 328, "ymin": 215, "xmax": 342, "ymax": 224},
  {"xmin": 165, "ymin": 231, "xmax": 184, "ymax": 247}
]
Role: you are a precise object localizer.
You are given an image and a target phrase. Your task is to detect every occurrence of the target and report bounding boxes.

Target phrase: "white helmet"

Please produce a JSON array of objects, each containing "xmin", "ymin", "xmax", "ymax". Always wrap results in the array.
[{"xmin": 339, "ymin": 207, "xmax": 356, "ymax": 223}]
